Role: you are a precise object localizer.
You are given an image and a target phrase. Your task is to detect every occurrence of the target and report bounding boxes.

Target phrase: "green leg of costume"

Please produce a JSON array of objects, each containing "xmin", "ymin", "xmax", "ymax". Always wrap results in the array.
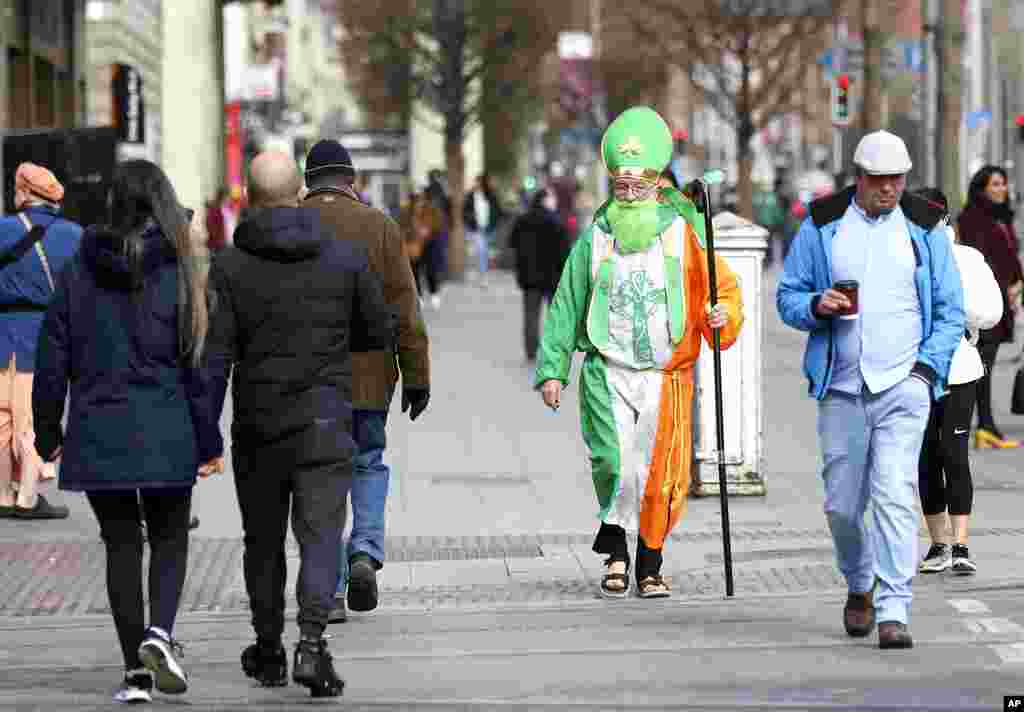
[{"xmin": 579, "ymin": 352, "xmax": 620, "ymax": 519}]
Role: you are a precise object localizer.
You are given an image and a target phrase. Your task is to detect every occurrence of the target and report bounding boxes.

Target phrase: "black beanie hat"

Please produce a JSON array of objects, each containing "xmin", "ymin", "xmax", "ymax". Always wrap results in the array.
[{"xmin": 305, "ymin": 139, "xmax": 355, "ymax": 179}]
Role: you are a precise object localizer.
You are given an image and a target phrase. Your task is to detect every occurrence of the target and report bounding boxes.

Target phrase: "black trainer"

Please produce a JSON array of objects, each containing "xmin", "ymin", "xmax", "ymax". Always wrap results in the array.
[
  {"xmin": 951, "ymin": 544, "xmax": 977, "ymax": 575},
  {"xmin": 13, "ymin": 494, "xmax": 69, "ymax": 519},
  {"xmin": 347, "ymin": 555, "xmax": 379, "ymax": 612},
  {"xmin": 292, "ymin": 636, "xmax": 345, "ymax": 698},
  {"xmin": 241, "ymin": 638, "xmax": 287, "ymax": 687}
]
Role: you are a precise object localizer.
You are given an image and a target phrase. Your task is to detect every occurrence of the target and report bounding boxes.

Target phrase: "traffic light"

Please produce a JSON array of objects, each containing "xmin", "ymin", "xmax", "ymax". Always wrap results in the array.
[
  {"xmin": 1016, "ymin": 114, "xmax": 1024, "ymax": 143},
  {"xmin": 831, "ymin": 73, "xmax": 851, "ymax": 127}
]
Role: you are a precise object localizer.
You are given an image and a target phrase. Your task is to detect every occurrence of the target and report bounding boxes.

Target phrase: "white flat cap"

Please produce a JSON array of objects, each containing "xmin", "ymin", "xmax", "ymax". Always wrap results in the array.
[{"xmin": 852, "ymin": 130, "xmax": 912, "ymax": 175}]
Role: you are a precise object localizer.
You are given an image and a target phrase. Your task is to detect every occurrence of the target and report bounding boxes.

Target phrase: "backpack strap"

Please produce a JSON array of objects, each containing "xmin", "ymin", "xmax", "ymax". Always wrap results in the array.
[
  {"xmin": 13, "ymin": 213, "xmax": 55, "ymax": 291},
  {"xmin": 1, "ymin": 213, "xmax": 48, "ymax": 267}
]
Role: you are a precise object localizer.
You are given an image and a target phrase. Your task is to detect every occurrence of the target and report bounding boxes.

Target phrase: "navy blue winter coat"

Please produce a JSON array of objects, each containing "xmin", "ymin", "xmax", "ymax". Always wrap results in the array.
[{"xmin": 32, "ymin": 222, "xmax": 223, "ymax": 491}]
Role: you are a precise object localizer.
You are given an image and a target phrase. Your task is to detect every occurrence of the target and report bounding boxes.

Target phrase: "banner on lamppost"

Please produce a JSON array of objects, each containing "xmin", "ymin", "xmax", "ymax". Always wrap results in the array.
[
  {"xmin": 225, "ymin": 101, "xmax": 244, "ymax": 208},
  {"xmin": 558, "ymin": 32, "xmax": 593, "ymax": 118},
  {"xmin": 111, "ymin": 63, "xmax": 145, "ymax": 145}
]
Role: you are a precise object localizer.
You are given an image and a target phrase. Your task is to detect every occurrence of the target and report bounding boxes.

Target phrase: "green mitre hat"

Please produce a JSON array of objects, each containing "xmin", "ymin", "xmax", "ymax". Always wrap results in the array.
[{"xmin": 600, "ymin": 106, "xmax": 673, "ymax": 179}]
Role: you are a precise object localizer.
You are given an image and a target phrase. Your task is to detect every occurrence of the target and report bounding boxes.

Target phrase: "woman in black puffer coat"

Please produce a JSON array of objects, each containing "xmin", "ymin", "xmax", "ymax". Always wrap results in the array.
[{"xmin": 32, "ymin": 160, "xmax": 223, "ymax": 703}]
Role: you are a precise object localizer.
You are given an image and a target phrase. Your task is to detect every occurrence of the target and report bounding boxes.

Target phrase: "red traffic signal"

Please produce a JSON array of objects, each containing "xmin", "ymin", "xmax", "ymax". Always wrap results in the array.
[{"xmin": 832, "ymin": 75, "xmax": 851, "ymax": 126}]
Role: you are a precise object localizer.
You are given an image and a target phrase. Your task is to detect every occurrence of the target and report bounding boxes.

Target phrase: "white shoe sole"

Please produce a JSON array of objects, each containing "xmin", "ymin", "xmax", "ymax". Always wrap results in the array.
[
  {"xmin": 951, "ymin": 562, "xmax": 977, "ymax": 576},
  {"xmin": 919, "ymin": 560, "xmax": 952, "ymax": 574},
  {"xmin": 113, "ymin": 688, "xmax": 152, "ymax": 704},
  {"xmin": 139, "ymin": 639, "xmax": 188, "ymax": 695}
]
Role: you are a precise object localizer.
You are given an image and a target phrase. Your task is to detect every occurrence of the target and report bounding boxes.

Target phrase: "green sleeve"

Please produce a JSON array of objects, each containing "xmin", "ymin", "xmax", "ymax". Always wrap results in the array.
[{"xmin": 534, "ymin": 227, "xmax": 594, "ymax": 389}]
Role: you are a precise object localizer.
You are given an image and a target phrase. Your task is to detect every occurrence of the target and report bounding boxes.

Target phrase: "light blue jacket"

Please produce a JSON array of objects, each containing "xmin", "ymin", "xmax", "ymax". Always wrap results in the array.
[{"xmin": 776, "ymin": 187, "xmax": 964, "ymax": 401}]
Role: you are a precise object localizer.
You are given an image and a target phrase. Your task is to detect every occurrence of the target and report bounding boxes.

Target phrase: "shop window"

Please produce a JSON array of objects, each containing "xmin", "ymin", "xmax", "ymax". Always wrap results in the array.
[
  {"xmin": 8, "ymin": 49, "xmax": 30, "ymax": 129},
  {"xmin": 35, "ymin": 57, "xmax": 56, "ymax": 127}
]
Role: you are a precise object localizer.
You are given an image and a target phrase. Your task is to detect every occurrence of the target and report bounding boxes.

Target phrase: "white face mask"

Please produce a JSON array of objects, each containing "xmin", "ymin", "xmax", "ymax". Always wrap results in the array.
[{"xmin": 542, "ymin": 194, "xmax": 557, "ymax": 212}]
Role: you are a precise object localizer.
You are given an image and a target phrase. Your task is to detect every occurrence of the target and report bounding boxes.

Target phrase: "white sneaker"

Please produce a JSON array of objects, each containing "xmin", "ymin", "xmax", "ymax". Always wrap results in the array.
[
  {"xmin": 138, "ymin": 629, "xmax": 188, "ymax": 695},
  {"xmin": 430, "ymin": 294, "xmax": 441, "ymax": 310},
  {"xmin": 113, "ymin": 669, "xmax": 152, "ymax": 704}
]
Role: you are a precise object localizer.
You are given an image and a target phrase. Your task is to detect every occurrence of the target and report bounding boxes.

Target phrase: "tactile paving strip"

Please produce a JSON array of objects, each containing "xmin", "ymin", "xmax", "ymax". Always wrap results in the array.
[{"xmin": 3, "ymin": 528, "xmax": 1024, "ymax": 616}]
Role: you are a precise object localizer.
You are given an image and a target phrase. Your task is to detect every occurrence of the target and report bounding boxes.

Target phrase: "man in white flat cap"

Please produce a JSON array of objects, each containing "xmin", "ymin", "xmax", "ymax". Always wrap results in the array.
[{"xmin": 777, "ymin": 130, "xmax": 965, "ymax": 649}]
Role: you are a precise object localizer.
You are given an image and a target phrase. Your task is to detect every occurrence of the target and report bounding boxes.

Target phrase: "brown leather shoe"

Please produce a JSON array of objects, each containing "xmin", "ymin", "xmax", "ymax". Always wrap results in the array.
[
  {"xmin": 843, "ymin": 591, "xmax": 875, "ymax": 637},
  {"xmin": 878, "ymin": 621, "xmax": 913, "ymax": 649}
]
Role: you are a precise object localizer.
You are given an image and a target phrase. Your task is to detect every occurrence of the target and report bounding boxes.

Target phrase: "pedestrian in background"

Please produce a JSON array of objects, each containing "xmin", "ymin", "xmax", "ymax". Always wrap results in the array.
[
  {"xmin": 207, "ymin": 151, "xmax": 394, "ymax": 698},
  {"xmin": 411, "ymin": 192, "xmax": 442, "ymax": 297},
  {"xmin": 957, "ymin": 165, "xmax": 1024, "ymax": 449},
  {"xmin": 506, "ymin": 187, "xmax": 571, "ymax": 364},
  {"xmin": 423, "ymin": 169, "xmax": 450, "ymax": 309},
  {"xmin": 464, "ymin": 173, "xmax": 503, "ymax": 287},
  {"xmin": 205, "ymin": 188, "xmax": 234, "ymax": 251},
  {"xmin": 777, "ymin": 131, "xmax": 964, "ymax": 649},
  {"xmin": 0, "ymin": 163, "xmax": 81, "ymax": 520},
  {"xmin": 916, "ymin": 188, "xmax": 1002, "ymax": 577},
  {"xmin": 398, "ymin": 192, "xmax": 424, "ymax": 293},
  {"xmin": 32, "ymin": 160, "xmax": 223, "ymax": 703},
  {"xmin": 302, "ymin": 140, "xmax": 430, "ymax": 623}
]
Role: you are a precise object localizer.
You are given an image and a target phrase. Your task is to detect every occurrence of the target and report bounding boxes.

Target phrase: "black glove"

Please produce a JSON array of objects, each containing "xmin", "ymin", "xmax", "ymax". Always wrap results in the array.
[{"xmin": 402, "ymin": 387, "xmax": 430, "ymax": 421}]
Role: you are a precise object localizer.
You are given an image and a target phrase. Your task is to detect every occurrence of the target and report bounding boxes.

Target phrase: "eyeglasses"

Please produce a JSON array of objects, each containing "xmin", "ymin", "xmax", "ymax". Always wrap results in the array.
[{"xmin": 613, "ymin": 178, "xmax": 658, "ymax": 200}]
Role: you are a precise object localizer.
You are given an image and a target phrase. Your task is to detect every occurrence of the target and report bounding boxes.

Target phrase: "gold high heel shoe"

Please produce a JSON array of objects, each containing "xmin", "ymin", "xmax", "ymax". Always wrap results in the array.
[{"xmin": 975, "ymin": 428, "xmax": 1021, "ymax": 449}]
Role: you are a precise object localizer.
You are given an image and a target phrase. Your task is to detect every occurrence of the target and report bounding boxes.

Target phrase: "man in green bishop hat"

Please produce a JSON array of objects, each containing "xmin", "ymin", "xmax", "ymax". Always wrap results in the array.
[{"xmin": 535, "ymin": 106, "xmax": 745, "ymax": 599}]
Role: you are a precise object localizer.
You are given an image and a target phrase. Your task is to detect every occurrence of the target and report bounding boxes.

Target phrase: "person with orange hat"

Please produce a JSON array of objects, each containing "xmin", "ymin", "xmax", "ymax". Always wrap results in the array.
[{"xmin": 0, "ymin": 162, "xmax": 82, "ymax": 519}]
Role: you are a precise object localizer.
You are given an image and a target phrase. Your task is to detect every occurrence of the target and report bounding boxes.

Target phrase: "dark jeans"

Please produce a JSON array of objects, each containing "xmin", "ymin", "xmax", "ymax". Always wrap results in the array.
[
  {"xmin": 919, "ymin": 381, "xmax": 976, "ymax": 516},
  {"xmin": 592, "ymin": 522, "xmax": 663, "ymax": 582},
  {"xmin": 422, "ymin": 235, "xmax": 446, "ymax": 295},
  {"xmin": 976, "ymin": 341, "xmax": 1000, "ymax": 431},
  {"xmin": 523, "ymin": 287, "xmax": 553, "ymax": 360},
  {"xmin": 234, "ymin": 452, "xmax": 352, "ymax": 641},
  {"xmin": 87, "ymin": 487, "xmax": 193, "ymax": 669}
]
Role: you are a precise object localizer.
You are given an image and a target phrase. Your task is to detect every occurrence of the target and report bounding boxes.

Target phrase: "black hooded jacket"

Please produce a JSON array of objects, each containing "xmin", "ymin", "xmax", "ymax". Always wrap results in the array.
[
  {"xmin": 208, "ymin": 207, "xmax": 395, "ymax": 464},
  {"xmin": 33, "ymin": 222, "xmax": 223, "ymax": 491}
]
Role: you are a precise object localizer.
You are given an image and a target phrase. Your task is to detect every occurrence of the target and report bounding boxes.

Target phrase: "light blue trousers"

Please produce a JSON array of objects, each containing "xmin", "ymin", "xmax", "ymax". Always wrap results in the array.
[{"xmin": 817, "ymin": 375, "xmax": 931, "ymax": 625}]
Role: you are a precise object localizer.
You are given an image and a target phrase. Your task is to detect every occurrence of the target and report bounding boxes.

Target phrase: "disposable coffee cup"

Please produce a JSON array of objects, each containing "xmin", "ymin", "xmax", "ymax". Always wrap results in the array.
[{"xmin": 834, "ymin": 280, "xmax": 859, "ymax": 320}]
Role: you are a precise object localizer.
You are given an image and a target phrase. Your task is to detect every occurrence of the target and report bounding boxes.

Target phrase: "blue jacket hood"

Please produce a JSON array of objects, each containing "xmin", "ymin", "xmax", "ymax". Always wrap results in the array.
[{"xmin": 81, "ymin": 222, "xmax": 177, "ymax": 291}]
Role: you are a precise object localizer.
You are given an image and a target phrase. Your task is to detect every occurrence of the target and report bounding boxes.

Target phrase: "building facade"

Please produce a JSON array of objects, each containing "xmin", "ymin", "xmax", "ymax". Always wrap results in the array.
[{"xmin": 84, "ymin": 0, "xmax": 163, "ymax": 163}]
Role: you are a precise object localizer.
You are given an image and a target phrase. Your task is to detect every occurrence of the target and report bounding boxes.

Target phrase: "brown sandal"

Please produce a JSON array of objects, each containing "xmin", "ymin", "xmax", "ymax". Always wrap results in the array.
[
  {"xmin": 636, "ymin": 575, "xmax": 671, "ymax": 599},
  {"xmin": 600, "ymin": 559, "xmax": 629, "ymax": 599}
]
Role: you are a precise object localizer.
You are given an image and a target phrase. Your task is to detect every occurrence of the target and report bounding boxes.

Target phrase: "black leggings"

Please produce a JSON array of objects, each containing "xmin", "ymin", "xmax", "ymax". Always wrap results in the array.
[
  {"xmin": 87, "ymin": 487, "xmax": 193, "ymax": 670},
  {"xmin": 918, "ymin": 382, "xmax": 976, "ymax": 516},
  {"xmin": 975, "ymin": 341, "xmax": 999, "ymax": 431}
]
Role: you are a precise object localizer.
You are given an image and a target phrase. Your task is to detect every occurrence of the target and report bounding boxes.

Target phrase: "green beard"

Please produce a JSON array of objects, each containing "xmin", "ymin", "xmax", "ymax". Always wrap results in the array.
[{"xmin": 606, "ymin": 199, "xmax": 661, "ymax": 253}]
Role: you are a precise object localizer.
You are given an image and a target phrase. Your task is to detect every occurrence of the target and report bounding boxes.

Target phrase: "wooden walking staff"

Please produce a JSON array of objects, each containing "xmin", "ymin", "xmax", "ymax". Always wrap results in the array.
[{"xmin": 685, "ymin": 169, "xmax": 735, "ymax": 598}]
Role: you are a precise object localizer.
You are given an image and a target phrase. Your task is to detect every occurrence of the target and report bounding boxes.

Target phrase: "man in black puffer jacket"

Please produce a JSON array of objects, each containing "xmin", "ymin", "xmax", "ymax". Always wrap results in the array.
[{"xmin": 207, "ymin": 151, "xmax": 395, "ymax": 698}]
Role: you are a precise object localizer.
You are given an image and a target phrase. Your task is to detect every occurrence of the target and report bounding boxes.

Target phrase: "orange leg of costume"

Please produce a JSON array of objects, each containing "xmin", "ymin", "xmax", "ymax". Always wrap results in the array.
[{"xmin": 638, "ymin": 368, "xmax": 694, "ymax": 550}]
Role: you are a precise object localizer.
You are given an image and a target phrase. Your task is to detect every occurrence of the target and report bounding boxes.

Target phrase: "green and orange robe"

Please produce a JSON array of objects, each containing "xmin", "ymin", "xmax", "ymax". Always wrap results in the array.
[{"xmin": 535, "ymin": 194, "xmax": 744, "ymax": 550}]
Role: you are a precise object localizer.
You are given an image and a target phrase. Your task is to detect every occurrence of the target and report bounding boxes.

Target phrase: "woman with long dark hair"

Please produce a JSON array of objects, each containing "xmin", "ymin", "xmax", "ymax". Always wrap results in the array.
[
  {"xmin": 32, "ymin": 160, "xmax": 224, "ymax": 703},
  {"xmin": 957, "ymin": 165, "xmax": 1024, "ymax": 449}
]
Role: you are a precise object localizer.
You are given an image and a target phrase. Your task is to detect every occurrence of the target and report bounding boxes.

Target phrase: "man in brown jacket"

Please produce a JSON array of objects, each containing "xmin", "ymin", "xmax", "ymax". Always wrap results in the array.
[{"xmin": 302, "ymin": 140, "xmax": 430, "ymax": 622}]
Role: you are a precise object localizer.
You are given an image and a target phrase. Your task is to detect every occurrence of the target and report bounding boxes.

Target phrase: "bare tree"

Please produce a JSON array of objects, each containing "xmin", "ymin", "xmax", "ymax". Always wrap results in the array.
[
  {"xmin": 937, "ymin": 0, "xmax": 963, "ymax": 207},
  {"xmin": 629, "ymin": 0, "xmax": 835, "ymax": 219},
  {"xmin": 336, "ymin": 0, "xmax": 557, "ymax": 279}
]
